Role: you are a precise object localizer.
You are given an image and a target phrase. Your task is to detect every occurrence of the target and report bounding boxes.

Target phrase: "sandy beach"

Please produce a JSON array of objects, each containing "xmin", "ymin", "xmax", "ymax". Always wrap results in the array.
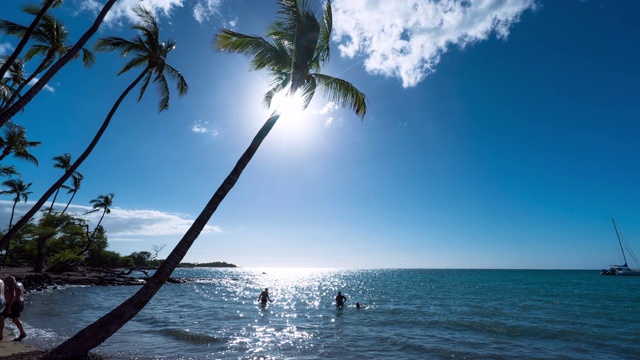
[{"xmin": 0, "ymin": 329, "xmax": 39, "ymax": 359}]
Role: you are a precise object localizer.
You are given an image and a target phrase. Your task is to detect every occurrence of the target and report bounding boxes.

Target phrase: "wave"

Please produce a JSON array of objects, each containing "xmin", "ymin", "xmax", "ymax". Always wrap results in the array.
[{"xmin": 156, "ymin": 327, "xmax": 225, "ymax": 344}]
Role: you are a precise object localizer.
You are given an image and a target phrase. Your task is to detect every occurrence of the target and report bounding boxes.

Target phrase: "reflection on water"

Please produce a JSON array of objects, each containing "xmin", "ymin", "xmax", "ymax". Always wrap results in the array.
[{"xmin": 21, "ymin": 269, "xmax": 640, "ymax": 360}]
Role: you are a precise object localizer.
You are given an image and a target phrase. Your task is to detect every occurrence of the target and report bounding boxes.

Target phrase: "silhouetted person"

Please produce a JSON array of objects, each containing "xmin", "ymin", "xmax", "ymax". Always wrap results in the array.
[
  {"xmin": 258, "ymin": 288, "xmax": 272, "ymax": 305},
  {"xmin": 335, "ymin": 291, "xmax": 347, "ymax": 307},
  {"xmin": 355, "ymin": 302, "xmax": 361, "ymax": 309},
  {"xmin": 0, "ymin": 276, "xmax": 26, "ymax": 341}
]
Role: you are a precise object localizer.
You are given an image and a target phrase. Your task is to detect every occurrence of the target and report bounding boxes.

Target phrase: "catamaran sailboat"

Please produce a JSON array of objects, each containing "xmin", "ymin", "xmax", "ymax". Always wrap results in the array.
[{"xmin": 601, "ymin": 218, "xmax": 640, "ymax": 276}]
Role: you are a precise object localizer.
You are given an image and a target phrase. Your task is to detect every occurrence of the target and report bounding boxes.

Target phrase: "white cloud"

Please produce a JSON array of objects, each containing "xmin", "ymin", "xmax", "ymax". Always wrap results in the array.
[
  {"xmin": 315, "ymin": 101, "xmax": 339, "ymax": 127},
  {"xmin": 193, "ymin": 0, "xmax": 223, "ymax": 24},
  {"xmin": 74, "ymin": 0, "xmax": 225, "ymax": 25},
  {"xmin": 191, "ymin": 119, "xmax": 218, "ymax": 136},
  {"xmin": 324, "ymin": 117, "xmax": 334, "ymax": 128},
  {"xmin": 28, "ymin": 77, "xmax": 55, "ymax": 93},
  {"xmin": 332, "ymin": 0, "xmax": 536, "ymax": 87},
  {"xmin": 191, "ymin": 120, "xmax": 208, "ymax": 133},
  {"xmin": 0, "ymin": 43, "xmax": 14, "ymax": 56},
  {"xmin": 0, "ymin": 200, "xmax": 222, "ymax": 240}
]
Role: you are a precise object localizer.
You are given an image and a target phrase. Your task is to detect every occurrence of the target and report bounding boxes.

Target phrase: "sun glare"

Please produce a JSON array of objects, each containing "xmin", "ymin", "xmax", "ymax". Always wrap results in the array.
[{"xmin": 271, "ymin": 90, "xmax": 307, "ymax": 124}]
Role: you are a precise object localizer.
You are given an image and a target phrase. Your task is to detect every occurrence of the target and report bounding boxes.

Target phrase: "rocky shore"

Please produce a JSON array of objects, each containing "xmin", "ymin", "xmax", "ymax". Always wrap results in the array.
[{"xmin": 2, "ymin": 266, "xmax": 190, "ymax": 293}]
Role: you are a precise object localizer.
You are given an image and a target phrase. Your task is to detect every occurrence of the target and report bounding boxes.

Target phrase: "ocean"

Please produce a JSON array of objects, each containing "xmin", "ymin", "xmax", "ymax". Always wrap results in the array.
[{"xmin": 14, "ymin": 268, "xmax": 640, "ymax": 359}]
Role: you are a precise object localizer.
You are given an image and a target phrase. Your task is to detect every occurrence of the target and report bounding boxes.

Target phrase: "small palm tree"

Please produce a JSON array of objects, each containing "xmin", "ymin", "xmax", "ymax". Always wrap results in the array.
[
  {"xmin": 0, "ymin": 178, "xmax": 32, "ymax": 230},
  {"xmin": 0, "ymin": 0, "xmax": 64, "ymax": 81},
  {"xmin": 0, "ymin": 4, "xmax": 95, "ymax": 110},
  {"xmin": 60, "ymin": 172, "xmax": 82, "ymax": 215},
  {"xmin": 0, "ymin": 123, "xmax": 41, "ymax": 165},
  {"xmin": 0, "ymin": 0, "xmax": 118, "ymax": 126},
  {"xmin": 0, "ymin": 5, "xmax": 188, "ymax": 265},
  {"xmin": 47, "ymin": 153, "xmax": 81, "ymax": 214},
  {"xmin": 46, "ymin": 1, "xmax": 365, "ymax": 358},
  {"xmin": 86, "ymin": 193, "xmax": 113, "ymax": 238}
]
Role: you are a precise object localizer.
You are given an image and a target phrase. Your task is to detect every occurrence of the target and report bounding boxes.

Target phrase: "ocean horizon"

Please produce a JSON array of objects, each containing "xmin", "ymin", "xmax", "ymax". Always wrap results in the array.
[{"xmin": 13, "ymin": 268, "xmax": 640, "ymax": 359}]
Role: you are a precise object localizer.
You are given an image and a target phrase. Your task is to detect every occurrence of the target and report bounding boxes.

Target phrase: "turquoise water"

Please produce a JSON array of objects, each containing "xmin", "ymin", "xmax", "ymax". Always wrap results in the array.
[{"xmin": 15, "ymin": 268, "xmax": 640, "ymax": 359}]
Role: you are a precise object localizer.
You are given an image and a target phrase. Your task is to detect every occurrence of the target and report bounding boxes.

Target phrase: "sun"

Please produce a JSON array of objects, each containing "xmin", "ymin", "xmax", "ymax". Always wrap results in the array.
[{"xmin": 270, "ymin": 89, "xmax": 308, "ymax": 125}]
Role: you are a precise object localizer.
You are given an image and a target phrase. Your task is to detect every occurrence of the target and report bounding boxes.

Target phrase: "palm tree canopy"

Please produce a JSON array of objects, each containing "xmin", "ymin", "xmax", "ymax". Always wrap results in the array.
[
  {"xmin": 214, "ymin": 0, "xmax": 366, "ymax": 118},
  {"xmin": 0, "ymin": 123, "xmax": 41, "ymax": 165},
  {"xmin": 0, "ymin": 178, "xmax": 32, "ymax": 203},
  {"xmin": 94, "ymin": 6, "xmax": 188, "ymax": 112},
  {"xmin": 87, "ymin": 193, "xmax": 114, "ymax": 215},
  {"xmin": 0, "ymin": 5, "xmax": 95, "ymax": 69},
  {"xmin": 52, "ymin": 153, "xmax": 72, "ymax": 170}
]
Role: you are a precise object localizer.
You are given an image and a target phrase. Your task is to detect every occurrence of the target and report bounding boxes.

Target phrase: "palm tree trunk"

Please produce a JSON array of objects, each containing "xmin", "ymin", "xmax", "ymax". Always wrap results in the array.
[
  {"xmin": 77, "ymin": 209, "xmax": 106, "ymax": 256},
  {"xmin": 0, "ymin": 68, "xmax": 150, "ymax": 252},
  {"xmin": 0, "ymin": 0, "xmax": 55, "ymax": 80},
  {"xmin": 2, "ymin": 201, "xmax": 17, "ymax": 266},
  {"xmin": 7, "ymin": 201, "xmax": 16, "ymax": 231},
  {"xmin": 0, "ymin": 0, "xmax": 118, "ymax": 127},
  {"xmin": 48, "ymin": 187, "xmax": 61, "ymax": 214},
  {"xmin": 61, "ymin": 191, "xmax": 76, "ymax": 215},
  {"xmin": 45, "ymin": 112, "xmax": 281, "ymax": 359}
]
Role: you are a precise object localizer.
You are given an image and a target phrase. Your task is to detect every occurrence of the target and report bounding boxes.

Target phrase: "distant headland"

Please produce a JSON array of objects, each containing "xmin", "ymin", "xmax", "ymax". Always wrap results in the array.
[{"xmin": 177, "ymin": 261, "xmax": 237, "ymax": 268}]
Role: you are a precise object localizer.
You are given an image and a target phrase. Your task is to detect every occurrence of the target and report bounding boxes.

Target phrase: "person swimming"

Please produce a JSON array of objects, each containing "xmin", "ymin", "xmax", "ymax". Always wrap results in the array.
[
  {"xmin": 257, "ymin": 288, "xmax": 272, "ymax": 305},
  {"xmin": 335, "ymin": 291, "xmax": 347, "ymax": 307}
]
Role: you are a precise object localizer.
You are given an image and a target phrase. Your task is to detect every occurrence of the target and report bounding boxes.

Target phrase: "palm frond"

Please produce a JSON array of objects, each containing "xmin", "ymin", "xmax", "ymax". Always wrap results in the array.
[
  {"xmin": 164, "ymin": 64, "xmax": 189, "ymax": 96},
  {"xmin": 313, "ymin": 73, "xmax": 367, "ymax": 119},
  {"xmin": 153, "ymin": 72, "xmax": 170, "ymax": 112},
  {"xmin": 80, "ymin": 48, "xmax": 96, "ymax": 67},
  {"xmin": 137, "ymin": 70, "xmax": 152, "ymax": 103},
  {"xmin": 118, "ymin": 55, "xmax": 149, "ymax": 75}
]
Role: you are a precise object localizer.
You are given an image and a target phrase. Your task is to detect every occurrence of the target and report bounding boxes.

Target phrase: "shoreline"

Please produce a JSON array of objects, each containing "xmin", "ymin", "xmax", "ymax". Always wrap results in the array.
[{"xmin": 0, "ymin": 266, "xmax": 185, "ymax": 359}]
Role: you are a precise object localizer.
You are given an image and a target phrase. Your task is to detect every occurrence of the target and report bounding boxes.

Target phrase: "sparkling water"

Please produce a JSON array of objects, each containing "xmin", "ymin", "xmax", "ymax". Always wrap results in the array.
[{"xmin": 17, "ymin": 268, "xmax": 640, "ymax": 359}]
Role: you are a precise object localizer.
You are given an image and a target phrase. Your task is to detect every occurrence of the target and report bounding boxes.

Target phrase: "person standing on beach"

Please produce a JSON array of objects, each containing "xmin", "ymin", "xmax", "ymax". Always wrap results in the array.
[
  {"xmin": 335, "ymin": 291, "xmax": 347, "ymax": 307},
  {"xmin": 0, "ymin": 276, "xmax": 26, "ymax": 341},
  {"xmin": 257, "ymin": 288, "xmax": 273, "ymax": 305},
  {"xmin": 0, "ymin": 278, "xmax": 4, "ymax": 340}
]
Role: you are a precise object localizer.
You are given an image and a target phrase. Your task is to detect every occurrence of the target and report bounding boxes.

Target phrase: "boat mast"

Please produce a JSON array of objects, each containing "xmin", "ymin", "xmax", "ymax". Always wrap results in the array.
[{"xmin": 612, "ymin": 218, "xmax": 629, "ymax": 266}]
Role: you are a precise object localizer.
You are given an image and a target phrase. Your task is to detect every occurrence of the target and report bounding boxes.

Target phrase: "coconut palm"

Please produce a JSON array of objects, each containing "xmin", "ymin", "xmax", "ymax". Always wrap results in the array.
[
  {"xmin": 0, "ymin": 5, "xmax": 95, "ymax": 111},
  {"xmin": 45, "ymin": 1, "xmax": 366, "ymax": 358},
  {"xmin": 0, "ymin": 165, "xmax": 19, "ymax": 178},
  {"xmin": 0, "ymin": 57, "xmax": 26, "ymax": 109},
  {"xmin": 0, "ymin": 0, "xmax": 117, "ymax": 126},
  {"xmin": 0, "ymin": 123, "xmax": 41, "ymax": 165},
  {"xmin": 47, "ymin": 153, "xmax": 81, "ymax": 214},
  {"xmin": 0, "ymin": 178, "xmax": 31, "ymax": 230},
  {"xmin": 60, "ymin": 172, "xmax": 82, "ymax": 215},
  {"xmin": 0, "ymin": 5, "xmax": 188, "ymax": 264},
  {"xmin": 0, "ymin": 0, "xmax": 63, "ymax": 81},
  {"xmin": 86, "ymin": 193, "xmax": 113, "ymax": 239}
]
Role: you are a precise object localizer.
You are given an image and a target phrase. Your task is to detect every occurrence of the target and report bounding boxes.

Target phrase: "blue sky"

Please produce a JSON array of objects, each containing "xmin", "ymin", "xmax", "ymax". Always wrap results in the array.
[{"xmin": 1, "ymin": 0, "xmax": 639, "ymax": 269}]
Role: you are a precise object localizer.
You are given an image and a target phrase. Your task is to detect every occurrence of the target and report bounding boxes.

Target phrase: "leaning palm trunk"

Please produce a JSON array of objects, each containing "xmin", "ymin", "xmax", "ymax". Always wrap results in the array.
[
  {"xmin": 60, "ymin": 191, "xmax": 75, "ymax": 215},
  {"xmin": 0, "ymin": 0, "xmax": 56, "ymax": 80},
  {"xmin": 0, "ymin": 0, "xmax": 117, "ymax": 126},
  {"xmin": 45, "ymin": 112, "xmax": 281, "ymax": 358},
  {"xmin": 0, "ymin": 68, "xmax": 149, "ymax": 251}
]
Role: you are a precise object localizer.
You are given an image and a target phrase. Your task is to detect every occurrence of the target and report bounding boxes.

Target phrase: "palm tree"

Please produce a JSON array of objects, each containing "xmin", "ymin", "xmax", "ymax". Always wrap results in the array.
[
  {"xmin": 86, "ymin": 193, "xmax": 113, "ymax": 239},
  {"xmin": 0, "ymin": 0, "xmax": 118, "ymax": 126},
  {"xmin": 0, "ymin": 178, "xmax": 32, "ymax": 229},
  {"xmin": 0, "ymin": 0, "xmax": 63, "ymax": 81},
  {"xmin": 0, "ymin": 5, "xmax": 95, "ymax": 111},
  {"xmin": 0, "ymin": 57, "xmax": 26, "ymax": 109},
  {"xmin": 60, "ymin": 172, "xmax": 82, "ymax": 215},
  {"xmin": 75, "ymin": 193, "xmax": 114, "ymax": 257},
  {"xmin": 45, "ymin": 1, "xmax": 366, "ymax": 358},
  {"xmin": 47, "ymin": 153, "xmax": 80, "ymax": 214},
  {"xmin": 0, "ymin": 123, "xmax": 41, "ymax": 165},
  {"xmin": 0, "ymin": 6, "xmax": 188, "ymax": 263}
]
